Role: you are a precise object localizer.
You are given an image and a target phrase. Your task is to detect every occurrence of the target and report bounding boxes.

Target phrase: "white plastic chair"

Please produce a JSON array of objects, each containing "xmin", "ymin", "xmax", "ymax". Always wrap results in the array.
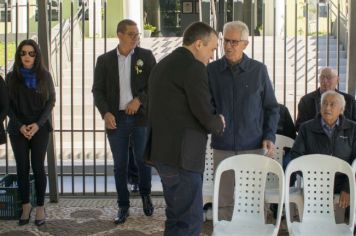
[
  {"xmin": 213, "ymin": 154, "xmax": 285, "ymax": 236},
  {"xmin": 285, "ymin": 154, "xmax": 355, "ymax": 236},
  {"xmin": 265, "ymin": 134, "xmax": 304, "ymax": 219}
]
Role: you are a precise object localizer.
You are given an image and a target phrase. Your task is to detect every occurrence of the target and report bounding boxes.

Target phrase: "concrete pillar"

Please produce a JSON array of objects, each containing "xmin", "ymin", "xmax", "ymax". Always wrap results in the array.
[
  {"xmin": 38, "ymin": 0, "xmax": 58, "ymax": 203},
  {"xmin": 124, "ymin": 0, "xmax": 143, "ymax": 33},
  {"xmin": 347, "ymin": 0, "xmax": 356, "ymax": 96},
  {"xmin": 89, "ymin": 0, "xmax": 102, "ymax": 38},
  {"xmin": 265, "ymin": 0, "xmax": 284, "ymax": 37},
  {"xmin": 12, "ymin": 0, "xmax": 27, "ymax": 33}
]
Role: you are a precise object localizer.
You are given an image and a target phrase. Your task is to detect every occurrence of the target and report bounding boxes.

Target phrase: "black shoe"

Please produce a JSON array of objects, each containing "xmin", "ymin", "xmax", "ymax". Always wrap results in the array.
[
  {"xmin": 19, "ymin": 208, "xmax": 33, "ymax": 226},
  {"xmin": 131, "ymin": 184, "xmax": 139, "ymax": 193},
  {"xmin": 35, "ymin": 207, "xmax": 46, "ymax": 226},
  {"xmin": 34, "ymin": 219, "xmax": 46, "ymax": 226},
  {"xmin": 142, "ymin": 195, "xmax": 154, "ymax": 216},
  {"xmin": 114, "ymin": 208, "xmax": 129, "ymax": 224}
]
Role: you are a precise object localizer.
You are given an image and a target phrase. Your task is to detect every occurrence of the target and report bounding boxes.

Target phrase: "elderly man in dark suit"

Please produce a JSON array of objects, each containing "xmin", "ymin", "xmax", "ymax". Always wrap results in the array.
[
  {"xmin": 295, "ymin": 67, "xmax": 356, "ymax": 130},
  {"xmin": 92, "ymin": 19, "xmax": 156, "ymax": 224},
  {"xmin": 147, "ymin": 22, "xmax": 225, "ymax": 236}
]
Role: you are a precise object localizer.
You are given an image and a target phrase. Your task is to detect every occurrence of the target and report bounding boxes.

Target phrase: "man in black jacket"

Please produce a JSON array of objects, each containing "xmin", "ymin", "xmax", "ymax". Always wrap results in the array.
[
  {"xmin": 147, "ymin": 22, "xmax": 225, "ymax": 236},
  {"xmin": 295, "ymin": 67, "xmax": 356, "ymax": 130},
  {"xmin": 291, "ymin": 90, "xmax": 356, "ymax": 208},
  {"xmin": 92, "ymin": 19, "xmax": 156, "ymax": 224}
]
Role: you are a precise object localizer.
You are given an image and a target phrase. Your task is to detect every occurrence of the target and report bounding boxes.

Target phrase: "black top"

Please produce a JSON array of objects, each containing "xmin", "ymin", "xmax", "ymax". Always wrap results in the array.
[
  {"xmin": 147, "ymin": 47, "xmax": 224, "ymax": 173},
  {"xmin": 0, "ymin": 76, "xmax": 8, "ymax": 144},
  {"xmin": 6, "ymin": 70, "xmax": 56, "ymax": 135}
]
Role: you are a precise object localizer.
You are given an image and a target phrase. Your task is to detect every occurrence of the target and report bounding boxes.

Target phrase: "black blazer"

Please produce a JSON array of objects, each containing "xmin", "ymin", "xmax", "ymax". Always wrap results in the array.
[
  {"xmin": 6, "ymin": 70, "xmax": 56, "ymax": 135},
  {"xmin": 0, "ymin": 76, "xmax": 8, "ymax": 144},
  {"xmin": 147, "ymin": 47, "xmax": 224, "ymax": 173},
  {"xmin": 92, "ymin": 46, "xmax": 156, "ymax": 126}
]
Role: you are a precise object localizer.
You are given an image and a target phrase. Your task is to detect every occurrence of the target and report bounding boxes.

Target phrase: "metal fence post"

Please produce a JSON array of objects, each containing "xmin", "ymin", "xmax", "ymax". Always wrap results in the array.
[
  {"xmin": 38, "ymin": 0, "xmax": 59, "ymax": 203},
  {"xmin": 347, "ymin": 0, "xmax": 356, "ymax": 96}
]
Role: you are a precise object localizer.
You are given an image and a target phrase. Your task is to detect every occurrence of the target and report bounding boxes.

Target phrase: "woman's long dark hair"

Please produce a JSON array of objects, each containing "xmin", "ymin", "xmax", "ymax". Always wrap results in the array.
[{"xmin": 8, "ymin": 39, "xmax": 49, "ymax": 100}]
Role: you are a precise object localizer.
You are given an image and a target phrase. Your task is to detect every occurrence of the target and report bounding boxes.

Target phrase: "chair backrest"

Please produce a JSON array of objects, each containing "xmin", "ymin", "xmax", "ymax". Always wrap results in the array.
[
  {"xmin": 266, "ymin": 134, "xmax": 294, "ymax": 188},
  {"xmin": 213, "ymin": 154, "xmax": 285, "ymax": 227},
  {"xmin": 285, "ymin": 154, "xmax": 355, "ymax": 231}
]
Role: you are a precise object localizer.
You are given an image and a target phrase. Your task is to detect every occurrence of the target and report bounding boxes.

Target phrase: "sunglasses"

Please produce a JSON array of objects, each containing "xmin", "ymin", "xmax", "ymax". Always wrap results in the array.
[{"xmin": 20, "ymin": 50, "xmax": 36, "ymax": 57}]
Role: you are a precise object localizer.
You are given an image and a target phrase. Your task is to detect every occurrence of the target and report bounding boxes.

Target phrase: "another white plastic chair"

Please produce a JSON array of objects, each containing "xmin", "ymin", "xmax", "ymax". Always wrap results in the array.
[
  {"xmin": 213, "ymin": 154, "xmax": 285, "ymax": 236},
  {"xmin": 265, "ymin": 134, "xmax": 304, "ymax": 219},
  {"xmin": 285, "ymin": 154, "xmax": 355, "ymax": 236}
]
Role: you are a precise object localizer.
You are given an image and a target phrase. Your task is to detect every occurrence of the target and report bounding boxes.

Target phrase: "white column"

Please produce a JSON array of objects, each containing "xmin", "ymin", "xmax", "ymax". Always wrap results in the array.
[
  {"xmin": 275, "ymin": 0, "xmax": 285, "ymax": 37},
  {"xmin": 264, "ymin": 0, "xmax": 284, "ymax": 36},
  {"xmin": 12, "ymin": 0, "xmax": 27, "ymax": 33},
  {"xmin": 89, "ymin": 0, "xmax": 102, "ymax": 38},
  {"xmin": 124, "ymin": 0, "xmax": 143, "ymax": 33}
]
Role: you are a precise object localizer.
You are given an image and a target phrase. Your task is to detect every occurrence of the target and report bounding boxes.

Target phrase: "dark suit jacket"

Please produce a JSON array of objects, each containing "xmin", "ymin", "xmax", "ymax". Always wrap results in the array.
[
  {"xmin": 0, "ymin": 76, "xmax": 8, "ymax": 144},
  {"xmin": 147, "ymin": 47, "xmax": 224, "ymax": 173},
  {"xmin": 295, "ymin": 88, "xmax": 356, "ymax": 131},
  {"xmin": 92, "ymin": 46, "xmax": 156, "ymax": 126}
]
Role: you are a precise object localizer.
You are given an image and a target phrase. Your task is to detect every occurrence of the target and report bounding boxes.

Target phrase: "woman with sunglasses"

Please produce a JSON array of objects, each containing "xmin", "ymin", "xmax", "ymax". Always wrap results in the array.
[
  {"xmin": 6, "ymin": 39, "xmax": 55, "ymax": 226},
  {"xmin": 0, "ymin": 75, "xmax": 8, "ymax": 145}
]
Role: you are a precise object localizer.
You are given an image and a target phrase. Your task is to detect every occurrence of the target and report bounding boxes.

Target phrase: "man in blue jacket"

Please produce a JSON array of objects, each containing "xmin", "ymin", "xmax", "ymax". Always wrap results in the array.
[{"xmin": 207, "ymin": 21, "xmax": 279, "ymax": 220}]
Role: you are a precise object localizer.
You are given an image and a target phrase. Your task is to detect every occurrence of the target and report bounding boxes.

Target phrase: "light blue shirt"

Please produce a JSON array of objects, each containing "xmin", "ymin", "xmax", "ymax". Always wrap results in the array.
[
  {"xmin": 321, "ymin": 117, "xmax": 340, "ymax": 138},
  {"xmin": 117, "ymin": 48, "xmax": 134, "ymax": 110}
]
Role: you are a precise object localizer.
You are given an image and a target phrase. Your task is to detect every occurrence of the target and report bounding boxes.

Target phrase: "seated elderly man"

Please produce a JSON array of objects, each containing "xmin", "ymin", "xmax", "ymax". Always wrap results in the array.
[
  {"xmin": 290, "ymin": 90, "xmax": 356, "ymax": 208},
  {"xmin": 295, "ymin": 67, "xmax": 356, "ymax": 131}
]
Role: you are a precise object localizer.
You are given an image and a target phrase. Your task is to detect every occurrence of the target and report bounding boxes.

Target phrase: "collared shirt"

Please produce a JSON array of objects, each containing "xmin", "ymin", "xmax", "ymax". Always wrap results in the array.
[
  {"xmin": 117, "ymin": 48, "xmax": 134, "ymax": 110},
  {"xmin": 321, "ymin": 117, "xmax": 340, "ymax": 138}
]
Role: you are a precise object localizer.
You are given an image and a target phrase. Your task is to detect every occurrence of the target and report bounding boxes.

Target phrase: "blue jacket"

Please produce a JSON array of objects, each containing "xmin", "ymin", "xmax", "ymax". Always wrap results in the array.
[{"xmin": 207, "ymin": 54, "xmax": 279, "ymax": 151}]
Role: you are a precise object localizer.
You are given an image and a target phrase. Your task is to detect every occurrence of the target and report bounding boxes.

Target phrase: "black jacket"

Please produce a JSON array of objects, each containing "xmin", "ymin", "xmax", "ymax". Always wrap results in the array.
[
  {"xmin": 295, "ymin": 88, "xmax": 356, "ymax": 131},
  {"xmin": 6, "ymin": 70, "xmax": 55, "ymax": 135},
  {"xmin": 290, "ymin": 115, "xmax": 356, "ymax": 193},
  {"xmin": 147, "ymin": 47, "xmax": 224, "ymax": 173},
  {"xmin": 92, "ymin": 47, "xmax": 156, "ymax": 126},
  {"xmin": 0, "ymin": 76, "xmax": 8, "ymax": 144},
  {"xmin": 277, "ymin": 104, "xmax": 296, "ymax": 139}
]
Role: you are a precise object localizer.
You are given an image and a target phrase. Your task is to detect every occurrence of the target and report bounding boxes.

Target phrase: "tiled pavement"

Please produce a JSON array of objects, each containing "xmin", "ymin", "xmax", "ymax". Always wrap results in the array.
[{"xmin": 0, "ymin": 197, "xmax": 289, "ymax": 236}]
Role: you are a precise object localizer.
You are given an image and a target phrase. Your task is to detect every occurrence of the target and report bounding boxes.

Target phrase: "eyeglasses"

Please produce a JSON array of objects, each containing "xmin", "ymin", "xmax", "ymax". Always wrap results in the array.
[
  {"xmin": 124, "ymin": 32, "xmax": 141, "ymax": 39},
  {"xmin": 223, "ymin": 38, "xmax": 245, "ymax": 47},
  {"xmin": 20, "ymin": 50, "xmax": 36, "ymax": 57}
]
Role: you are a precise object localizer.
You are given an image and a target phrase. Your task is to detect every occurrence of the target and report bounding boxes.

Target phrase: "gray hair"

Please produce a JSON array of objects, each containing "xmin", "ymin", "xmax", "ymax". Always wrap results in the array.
[
  {"xmin": 223, "ymin": 21, "xmax": 249, "ymax": 40},
  {"xmin": 320, "ymin": 90, "xmax": 346, "ymax": 113},
  {"xmin": 319, "ymin": 67, "xmax": 338, "ymax": 79}
]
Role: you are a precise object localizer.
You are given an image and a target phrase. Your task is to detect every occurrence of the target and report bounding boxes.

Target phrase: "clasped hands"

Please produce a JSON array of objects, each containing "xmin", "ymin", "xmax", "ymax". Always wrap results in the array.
[{"xmin": 20, "ymin": 123, "xmax": 39, "ymax": 140}]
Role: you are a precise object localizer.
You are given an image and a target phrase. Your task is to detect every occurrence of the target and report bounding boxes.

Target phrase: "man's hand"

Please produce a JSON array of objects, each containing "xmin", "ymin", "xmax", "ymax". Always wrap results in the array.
[
  {"xmin": 104, "ymin": 112, "xmax": 116, "ymax": 129},
  {"xmin": 262, "ymin": 139, "xmax": 275, "ymax": 158},
  {"xmin": 339, "ymin": 191, "xmax": 350, "ymax": 208},
  {"xmin": 125, "ymin": 97, "xmax": 141, "ymax": 115},
  {"xmin": 26, "ymin": 123, "xmax": 39, "ymax": 139}
]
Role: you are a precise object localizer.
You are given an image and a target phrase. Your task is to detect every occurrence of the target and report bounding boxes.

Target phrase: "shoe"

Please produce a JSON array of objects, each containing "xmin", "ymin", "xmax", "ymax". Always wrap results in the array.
[
  {"xmin": 131, "ymin": 184, "xmax": 139, "ymax": 193},
  {"xmin": 18, "ymin": 207, "xmax": 33, "ymax": 226},
  {"xmin": 34, "ymin": 219, "xmax": 46, "ymax": 226},
  {"xmin": 114, "ymin": 208, "xmax": 129, "ymax": 224},
  {"xmin": 141, "ymin": 195, "xmax": 154, "ymax": 216},
  {"xmin": 35, "ymin": 207, "xmax": 46, "ymax": 226}
]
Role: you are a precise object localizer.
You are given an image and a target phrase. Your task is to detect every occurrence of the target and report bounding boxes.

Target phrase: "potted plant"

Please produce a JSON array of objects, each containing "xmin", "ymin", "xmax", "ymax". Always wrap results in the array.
[{"xmin": 143, "ymin": 23, "xmax": 156, "ymax": 37}]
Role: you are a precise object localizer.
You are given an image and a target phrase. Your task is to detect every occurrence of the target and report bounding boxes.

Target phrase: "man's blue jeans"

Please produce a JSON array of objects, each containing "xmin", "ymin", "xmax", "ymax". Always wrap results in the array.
[
  {"xmin": 107, "ymin": 111, "xmax": 151, "ymax": 208},
  {"xmin": 155, "ymin": 163, "xmax": 203, "ymax": 236}
]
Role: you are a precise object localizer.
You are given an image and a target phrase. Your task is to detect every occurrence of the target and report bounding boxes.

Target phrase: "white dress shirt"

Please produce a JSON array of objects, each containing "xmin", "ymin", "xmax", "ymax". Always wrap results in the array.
[{"xmin": 117, "ymin": 48, "xmax": 134, "ymax": 110}]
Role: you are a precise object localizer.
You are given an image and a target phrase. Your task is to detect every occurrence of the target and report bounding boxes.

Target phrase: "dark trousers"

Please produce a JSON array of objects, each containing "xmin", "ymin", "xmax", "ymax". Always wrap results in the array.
[
  {"xmin": 9, "ymin": 127, "xmax": 49, "ymax": 206},
  {"xmin": 128, "ymin": 143, "xmax": 139, "ymax": 185},
  {"xmin": 155, "ymin": 163, "xmax": 203, "ymax": 236},
  {"xmin": 107, "ymin": 111, "xmax": 152, "ymax": 207}
]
